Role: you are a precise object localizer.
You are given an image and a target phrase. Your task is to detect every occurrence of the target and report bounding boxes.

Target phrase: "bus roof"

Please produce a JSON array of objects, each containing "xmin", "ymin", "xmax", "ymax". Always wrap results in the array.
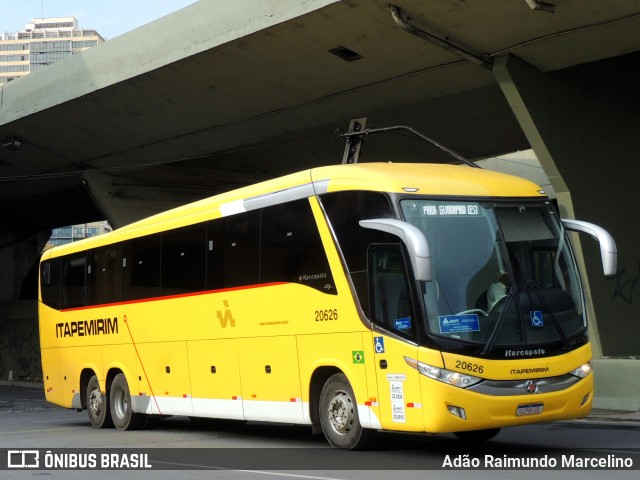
[
  {"xmin": 312, "ymin": 163, "xmax": 543, "ymax": 197},
  {"xmin": 44, "ymin": 163, "xmax": 544, "ymax": 258}
]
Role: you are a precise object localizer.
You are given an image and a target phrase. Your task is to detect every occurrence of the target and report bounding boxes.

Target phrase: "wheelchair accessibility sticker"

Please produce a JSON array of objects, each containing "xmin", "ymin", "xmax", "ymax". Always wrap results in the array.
[
  {"xmin": 530, "ymin": 310, "xmax": 544, "ymax": 327},
  {"xmin": 374, "ymin": 336, "xmax": 385, "ymax": 354}
]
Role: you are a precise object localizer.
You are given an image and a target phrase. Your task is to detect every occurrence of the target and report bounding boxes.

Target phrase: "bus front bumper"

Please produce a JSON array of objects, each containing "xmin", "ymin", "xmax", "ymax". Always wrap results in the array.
[{"xmin": 420, "ymin": 373, "xmax": 593, "ymax": 433}]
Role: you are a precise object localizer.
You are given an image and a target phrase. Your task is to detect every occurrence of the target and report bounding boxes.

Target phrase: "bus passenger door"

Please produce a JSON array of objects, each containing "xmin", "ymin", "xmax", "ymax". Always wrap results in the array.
[{"xmin": 368, "ymin": 244, "xmax": 424, "ymax": 432}]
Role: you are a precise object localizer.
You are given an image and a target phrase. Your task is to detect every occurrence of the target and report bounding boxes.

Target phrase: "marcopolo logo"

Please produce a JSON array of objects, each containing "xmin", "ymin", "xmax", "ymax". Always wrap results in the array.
[{"xmin": 504, "ymin": 348, "xmax": 546, "ymax": 358}]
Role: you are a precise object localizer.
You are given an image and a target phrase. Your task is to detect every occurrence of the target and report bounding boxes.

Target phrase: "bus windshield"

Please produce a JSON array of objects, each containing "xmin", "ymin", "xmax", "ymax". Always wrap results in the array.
[{"xmin": 400, "ymin": 199, "xmax": 586, "ymax": 354}]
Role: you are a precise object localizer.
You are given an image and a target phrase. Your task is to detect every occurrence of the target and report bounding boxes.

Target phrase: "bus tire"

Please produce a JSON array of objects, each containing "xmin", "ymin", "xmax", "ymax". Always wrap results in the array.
[
  {"xmin": 454, "ymin": 428, "xmax": 501, "ymax": 443},
  {"xmin": 319, "ymin": 373, "xmax": 371, "ymax": 450},
  {"xmin": 110, "ymin": 373, "xmax": 143, "ymax": 431},
  {"xmin": 87, "ymin": 374, "xmax": 113, "ymax": 428}
]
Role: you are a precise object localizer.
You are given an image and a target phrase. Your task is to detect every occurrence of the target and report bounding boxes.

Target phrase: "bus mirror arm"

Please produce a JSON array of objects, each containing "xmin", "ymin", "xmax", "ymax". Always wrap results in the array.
[
  {"xmin": 561, "ymin": 219, "xmax": 617, "ymax": 277},
  {"xmin": 359, "ymin": 219, "xmax": 432, "ymax": 282}
]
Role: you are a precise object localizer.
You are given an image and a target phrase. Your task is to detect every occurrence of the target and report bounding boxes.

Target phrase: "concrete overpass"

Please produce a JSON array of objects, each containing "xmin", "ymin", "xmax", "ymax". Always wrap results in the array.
[{"xmin": 0, "ymin": 0, "xmax": 639, "ymax": 409}]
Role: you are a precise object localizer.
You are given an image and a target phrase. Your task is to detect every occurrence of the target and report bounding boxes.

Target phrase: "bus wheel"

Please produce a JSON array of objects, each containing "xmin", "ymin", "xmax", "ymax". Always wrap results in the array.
[
  {"xmin": 319, "ymin": 373, "xmax": 371, "ymax": 450},
  {"xmin": 454, "ymin": 428, "xmax": 501, "ymax": 442},
  {"xmin": 110, "ymin": 373, "xmax": 143, "ymax": 431},
  {"xmin": 87, "ymin": 375, "xmax": 113, "ymax": 428}
]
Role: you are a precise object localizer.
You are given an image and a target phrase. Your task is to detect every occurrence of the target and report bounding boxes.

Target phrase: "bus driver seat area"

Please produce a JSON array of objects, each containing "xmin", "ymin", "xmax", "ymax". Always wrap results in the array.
[{"xmin": 370, "ymin": 245, "xmax": 414, "ymax": 336}]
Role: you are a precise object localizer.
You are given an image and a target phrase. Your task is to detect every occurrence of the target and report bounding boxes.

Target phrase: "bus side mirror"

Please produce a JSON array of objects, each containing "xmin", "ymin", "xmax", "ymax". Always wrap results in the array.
[
  {"xmin": 359, "ymin": 218, "xmax": 432, "ymax": 282},
  {"xmin": 561, "ymin": 219, "xmax": 617, "ymax": 277}
]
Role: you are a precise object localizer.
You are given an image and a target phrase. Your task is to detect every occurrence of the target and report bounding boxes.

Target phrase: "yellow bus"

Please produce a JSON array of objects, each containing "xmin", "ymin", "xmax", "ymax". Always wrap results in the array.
[{"xmin": 38, "ymin": 162, "xmax": 616, "ymax": 449}]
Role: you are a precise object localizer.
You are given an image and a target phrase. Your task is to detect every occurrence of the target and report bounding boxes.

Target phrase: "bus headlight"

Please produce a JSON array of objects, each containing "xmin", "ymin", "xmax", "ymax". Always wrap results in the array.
[
  {"xmin": 404, "ymin": 356, "xmax": 483, "ymax": 388},
  {"xmin": 569, "ymin": 362, "xmax": 592, "ymax": 379}
]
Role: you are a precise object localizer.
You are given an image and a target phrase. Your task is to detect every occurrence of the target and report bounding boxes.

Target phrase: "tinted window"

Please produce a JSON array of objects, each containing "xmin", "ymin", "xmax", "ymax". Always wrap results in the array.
[
  {"xmin": 122, "ymin": 234, "xmax": 161, "ymax": 301},
  {"xmin": 369, "ymin": 244, "xmax": 416, "ymax": 340},
  {"xmin": 207, "ymin": 211, "xmax": 260, "ymax": 290},
  {"xmin": 41, "ymin": 258, "xmax": 61, "ymax": 309},
  {"xmin": 162, "ymin": 223, "xmax": 206, "ymax": 295},
  {"xmin": 261, "ymin": 199, "xmax": 335, "ymax": 294},
  {"xmin": 88, "ymin": 245, "xmax": 122, "ymax": 305},
  {"xmin": 61, "ymin": 253, "xmax": 88, "ymax": 309},
  {"xmin": 320, "ymin": 191, "xmax": 395, "ymax": 273},
  {"xmin": 320, "ymin": 191, "xmax": 396, "ymax": 312},
  {"xmin": 45, "ymin": 197, "xmax": 344, "ymax": 308}
]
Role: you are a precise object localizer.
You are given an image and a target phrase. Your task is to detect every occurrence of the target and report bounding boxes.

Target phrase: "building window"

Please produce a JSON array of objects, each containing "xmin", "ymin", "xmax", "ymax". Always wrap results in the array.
[
  {"xmin": 72, "ymin": 40, "xmax": 98, "ymax": 49},
  {"xmin": 0, "ymin": 44, "xmax": 29, "ymax": 51},
  {"xmin": 0, "ymin": 66, "xmax": 29, "ymax": 72},
  {"xmin": 0, "ymin": 55, "xmax": 28, "ymax": 62}
]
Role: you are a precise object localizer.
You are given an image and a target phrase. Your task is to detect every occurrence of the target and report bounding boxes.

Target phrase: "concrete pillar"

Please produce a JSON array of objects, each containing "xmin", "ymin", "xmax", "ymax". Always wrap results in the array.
[
  {"xmin": 493, "ymin": 54, "xmax": 640, "ymax": 409},
  {"xmin": 0, "ymin": 229, "xmax": 50, "ymax": 302},
  {"xmin": 0, "ymin": 301, "xmax": 40, "ymax": 381},
  {"xmin": 0, "ymin": 231, "xmax": 47, "ymax": 381}
]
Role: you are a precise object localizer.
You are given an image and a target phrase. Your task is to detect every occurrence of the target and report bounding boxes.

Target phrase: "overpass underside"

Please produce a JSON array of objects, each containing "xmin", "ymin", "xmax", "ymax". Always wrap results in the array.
[{"xmin": 0, "ymin": 0, "xmax": 638, "ymax": 408}]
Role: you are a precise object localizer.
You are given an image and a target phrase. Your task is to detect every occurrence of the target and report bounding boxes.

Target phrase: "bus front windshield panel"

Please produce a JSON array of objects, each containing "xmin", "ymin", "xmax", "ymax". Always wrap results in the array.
[{"xmin": 400, "ymin": 199, "xmax": 585, "ymax": 353}]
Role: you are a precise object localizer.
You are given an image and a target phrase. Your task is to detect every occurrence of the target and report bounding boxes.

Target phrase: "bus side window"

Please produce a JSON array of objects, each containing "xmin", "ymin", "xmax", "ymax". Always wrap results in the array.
[
  {"xmin": 88, "ymin": 245, "xmax": 122, "ymax": 305},
  {"xmin": 61, "ymin": 253, "xmax": 88, "ymax": 309},
  {"xmin": 162, "ymin": 223, "xmax": 206, "ymax": 296},
  {"xmin": 368, "ymin": 243, "xmax": 416, "ymax": 339},
  {"xmin": 41, "ymin": 258, "xmax": 62, "ymax": 309},
  {"xmin": 121, "ymin": 234, "xmax": 161, "ymax": 301},
  {"xmin": 319, "ymin": 191, "xmax": 395, "ymax": 313},
  {"xmin": 207, "ymin": 211, "xmax": 260, "ymax": 290},
  {"xmin": 260, "ymin": 199, "xmax": 335, "ymax": 293}
]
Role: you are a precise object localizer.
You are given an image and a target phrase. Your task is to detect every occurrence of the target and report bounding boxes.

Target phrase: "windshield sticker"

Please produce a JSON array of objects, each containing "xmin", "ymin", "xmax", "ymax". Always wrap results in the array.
[
  {"xmin": 423, "ymin": 204, "xmax": 480, "ymax": 216},
  {"xmin": 438, "ymin": 314, "xmax": 480, "ymax": 334},
  {"xmin": 394, "ymin": 317, "xmax": 412, "ymax": 332},
  {"xmin": 530, "ymin": 311, "xmax": 544, "ymax": 327}
]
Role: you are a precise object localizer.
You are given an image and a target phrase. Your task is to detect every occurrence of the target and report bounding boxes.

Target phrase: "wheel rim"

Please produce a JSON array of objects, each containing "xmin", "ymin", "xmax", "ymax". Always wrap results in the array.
[
  {"xmin": 327, "ymin": 390, "xmax": 355, "ymax": 436},
  {"xmin": 112, "ymin": 386, "xmax": 128, "ymax": 420},
  {"xmin": 88, "ymin": 388, "xmax": 103, "ymax": 418}
]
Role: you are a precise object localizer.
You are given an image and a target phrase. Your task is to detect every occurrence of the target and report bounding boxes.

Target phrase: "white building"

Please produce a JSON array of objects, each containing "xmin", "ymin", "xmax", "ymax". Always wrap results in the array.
[{"xmin": 0, "ymin": 17, "xmax": 104, "ymax": 84}]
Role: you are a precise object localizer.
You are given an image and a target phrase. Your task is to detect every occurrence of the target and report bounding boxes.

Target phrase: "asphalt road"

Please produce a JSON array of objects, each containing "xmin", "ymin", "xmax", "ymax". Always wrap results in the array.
[{"xmin": 1, "ymin": 385, "xmax": 639, "ymax": 480}]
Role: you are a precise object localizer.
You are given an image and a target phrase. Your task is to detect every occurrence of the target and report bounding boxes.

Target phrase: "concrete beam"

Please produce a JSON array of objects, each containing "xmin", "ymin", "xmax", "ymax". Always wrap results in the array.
[{"xmin": 0, "ymin": 0, "xmax": 339, "ymax": 125}]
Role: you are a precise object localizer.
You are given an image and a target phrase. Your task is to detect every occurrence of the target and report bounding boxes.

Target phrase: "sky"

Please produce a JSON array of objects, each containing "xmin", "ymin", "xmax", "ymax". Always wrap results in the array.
[{"xmin": 0, "ymin": 0, "xmax": 199, "ymax": 39}]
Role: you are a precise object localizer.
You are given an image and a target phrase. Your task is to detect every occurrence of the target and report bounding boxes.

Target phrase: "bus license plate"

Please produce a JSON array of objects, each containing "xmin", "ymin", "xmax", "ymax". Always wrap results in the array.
[{"xmin": 516, "ymin": 403, "xmax": 544, "ymax": 416}]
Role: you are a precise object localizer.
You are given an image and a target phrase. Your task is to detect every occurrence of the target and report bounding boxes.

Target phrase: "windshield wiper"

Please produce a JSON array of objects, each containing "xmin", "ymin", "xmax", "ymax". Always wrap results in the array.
[
  {"xmin": 481, "ymin": 287, "xmax": 516, "ymax": 356},
  {"xmin": 482, "ymin": 281, "xmax": 572, "ymax": 355}
]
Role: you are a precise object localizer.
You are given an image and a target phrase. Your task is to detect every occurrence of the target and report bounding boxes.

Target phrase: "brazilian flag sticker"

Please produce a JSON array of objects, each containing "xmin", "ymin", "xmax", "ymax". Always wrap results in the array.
[{"xmin": 352, "ymin": 351, "xmax": 365, "ymax": 364}]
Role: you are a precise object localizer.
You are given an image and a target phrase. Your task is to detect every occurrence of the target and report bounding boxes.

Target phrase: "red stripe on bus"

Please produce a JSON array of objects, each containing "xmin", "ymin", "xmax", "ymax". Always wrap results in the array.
[{"xmin": 59, "ymin": 282, "xmax": 287, "ymax": 312}]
